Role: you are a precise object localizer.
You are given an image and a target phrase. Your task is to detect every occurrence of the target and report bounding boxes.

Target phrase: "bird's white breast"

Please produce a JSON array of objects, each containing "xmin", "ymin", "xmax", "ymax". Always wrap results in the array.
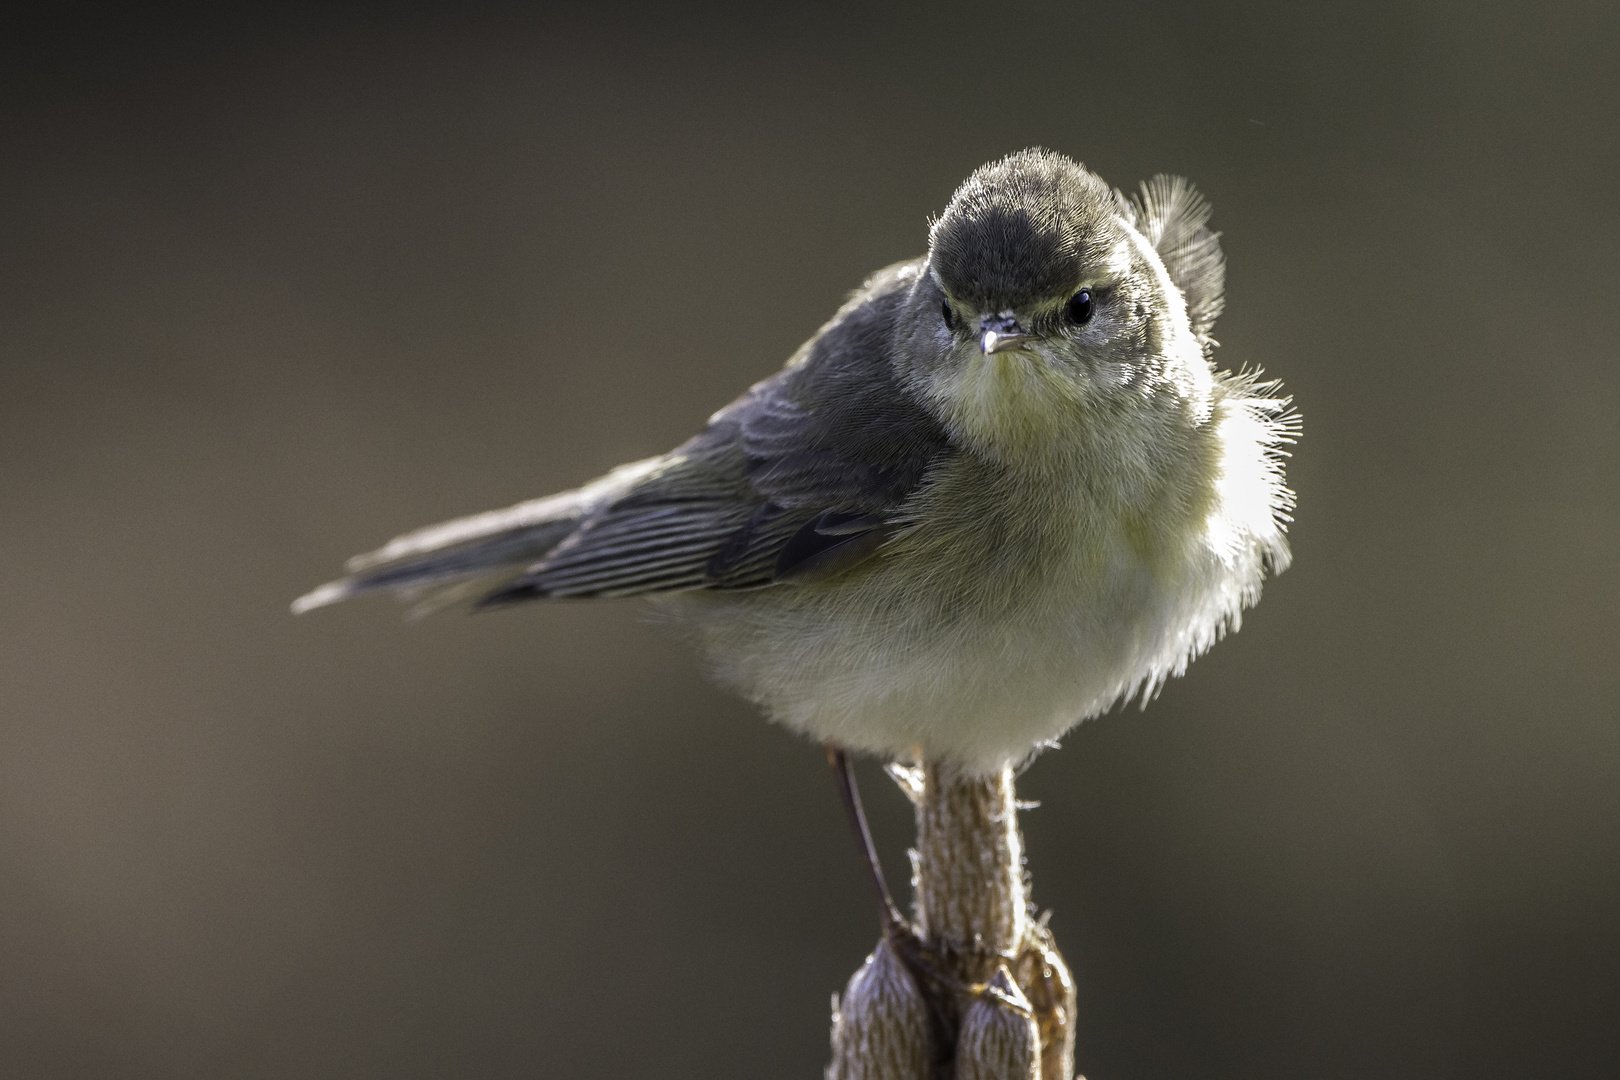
[{"xmin": 663, "ymin": 386, "xmax": 1290, "ymax": 773}]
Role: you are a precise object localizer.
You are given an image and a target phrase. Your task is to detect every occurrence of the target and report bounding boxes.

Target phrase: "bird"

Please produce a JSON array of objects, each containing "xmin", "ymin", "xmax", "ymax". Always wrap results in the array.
[{"xmin": 293, "ymin": 148, "xmax": 1296, "ymax": 776}]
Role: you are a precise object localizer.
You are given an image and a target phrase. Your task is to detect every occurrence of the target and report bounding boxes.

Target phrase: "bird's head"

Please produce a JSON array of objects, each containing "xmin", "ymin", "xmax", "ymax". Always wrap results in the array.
[{"xmin": 897, "ymin": 149, "xmax": 1215, "ymax": 457}]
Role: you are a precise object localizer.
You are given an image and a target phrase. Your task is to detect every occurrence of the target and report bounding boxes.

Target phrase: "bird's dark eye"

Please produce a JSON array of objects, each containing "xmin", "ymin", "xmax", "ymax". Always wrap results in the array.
[
  {"xmin": 941, "ymin": 300, "xmax": 956, "ymax": 331},
  {"xmin": 1065, "ymin": 289, "xmax": 1094, "ymax": 326}
]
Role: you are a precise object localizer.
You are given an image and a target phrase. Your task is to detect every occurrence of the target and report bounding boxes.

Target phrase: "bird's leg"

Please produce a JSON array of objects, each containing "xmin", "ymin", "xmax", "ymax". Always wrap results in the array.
[
  {"xmin": 826, "ymin": 747, "xmax": 973, "ymax": 1017},
  {"xmin": 826, "ymin": 745, "xmax": 964, "ymax": 1079},
  {"xmin": 825, "ymin": 744, "xmax": 907, "ymax": 937}
]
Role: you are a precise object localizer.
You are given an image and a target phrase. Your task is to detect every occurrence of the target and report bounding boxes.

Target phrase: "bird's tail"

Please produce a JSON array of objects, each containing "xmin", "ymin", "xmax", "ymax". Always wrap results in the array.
[{"xmin": 290, "ymin": 456, "xmax": 664, "ymax": 616}]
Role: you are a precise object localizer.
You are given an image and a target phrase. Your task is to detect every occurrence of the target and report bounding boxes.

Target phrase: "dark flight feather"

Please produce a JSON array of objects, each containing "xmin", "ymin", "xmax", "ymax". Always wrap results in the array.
[{"xmin": 773, "ymin": 510, "xmax": 897, "ymax": 584}]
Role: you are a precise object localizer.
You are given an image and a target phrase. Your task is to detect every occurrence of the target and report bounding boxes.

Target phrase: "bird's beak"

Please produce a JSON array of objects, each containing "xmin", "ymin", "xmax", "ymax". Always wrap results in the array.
[
  {"xmin": 980, "ymin": 329, "xmax": 1038, "ymax": 354},
  {"xmin": 978, "ymin": 315, "xmax": 1036, "ymax": 354}
]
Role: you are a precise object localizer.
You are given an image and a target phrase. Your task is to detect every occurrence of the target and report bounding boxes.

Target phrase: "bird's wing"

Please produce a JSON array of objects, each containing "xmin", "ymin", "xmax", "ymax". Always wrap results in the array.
[
  {"xmin": 481, "ymin": 259, "xmax": 952, "ymax": 604},
  {"xmin": 294, "ymin": 259, "xmax": 953, "ymax": 613}
]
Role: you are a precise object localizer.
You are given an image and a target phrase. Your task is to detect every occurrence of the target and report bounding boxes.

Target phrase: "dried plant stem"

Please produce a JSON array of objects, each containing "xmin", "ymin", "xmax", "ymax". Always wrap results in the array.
[{"xmin": 828, "ymin": 763, "xmax": 1077, "ymax": 1080}]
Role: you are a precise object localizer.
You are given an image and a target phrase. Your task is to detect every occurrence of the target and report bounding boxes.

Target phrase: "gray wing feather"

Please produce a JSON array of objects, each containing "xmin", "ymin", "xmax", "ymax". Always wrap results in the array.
[
  {"xmin": 294, "ymin": 259, "xmax": 952, "ymax": 614},
  {"xmin": 481, "ymin": 261, "xmax": 952, "ymax": 604}
]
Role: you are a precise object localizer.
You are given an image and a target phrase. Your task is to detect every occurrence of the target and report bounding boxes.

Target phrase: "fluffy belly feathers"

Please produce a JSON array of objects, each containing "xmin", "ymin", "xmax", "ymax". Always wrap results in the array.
[{"xmin": 664, "ymin": 424, "xmax": 1272, "ymax": 771}]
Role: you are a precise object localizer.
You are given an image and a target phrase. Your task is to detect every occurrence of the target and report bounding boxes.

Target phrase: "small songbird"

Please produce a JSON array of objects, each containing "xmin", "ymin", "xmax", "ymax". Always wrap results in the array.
[{"xmin": 294, "ymin": 149, "xmax": 1296, "ymax": 774}]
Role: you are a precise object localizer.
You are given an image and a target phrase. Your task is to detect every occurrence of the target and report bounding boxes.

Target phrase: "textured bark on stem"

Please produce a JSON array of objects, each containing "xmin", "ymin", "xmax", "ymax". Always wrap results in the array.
[
  {"xmin": 915, "ymin": 765, "xmax": 1027, "ymax": 960},
  {"xmin": 827, "ymin": 763, "xmax": 1078, "ymax": 1080}
]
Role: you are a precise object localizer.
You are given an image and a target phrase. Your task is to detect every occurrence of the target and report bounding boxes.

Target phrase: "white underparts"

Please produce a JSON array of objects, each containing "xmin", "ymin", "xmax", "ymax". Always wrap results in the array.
[{"xmin": 663, "ymin": 378, "xmax": 1293, "ymax": 773}]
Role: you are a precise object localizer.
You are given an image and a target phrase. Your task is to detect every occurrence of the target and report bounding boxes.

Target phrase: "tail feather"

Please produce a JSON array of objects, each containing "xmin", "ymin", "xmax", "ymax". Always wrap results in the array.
[
  {"xmin": 292, "ymin": 456, "xmax": 671, "ymax": 616},
  {"xmin": 291, "ymin": 512, "xmax": 580, "ymax": 615}
]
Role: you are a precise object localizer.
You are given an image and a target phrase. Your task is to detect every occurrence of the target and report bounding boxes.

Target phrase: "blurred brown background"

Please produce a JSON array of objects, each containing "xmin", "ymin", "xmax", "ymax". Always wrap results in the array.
[{"xmin": 2, "ymin": 3, "xmax": 1616, "ymax": 1077}]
